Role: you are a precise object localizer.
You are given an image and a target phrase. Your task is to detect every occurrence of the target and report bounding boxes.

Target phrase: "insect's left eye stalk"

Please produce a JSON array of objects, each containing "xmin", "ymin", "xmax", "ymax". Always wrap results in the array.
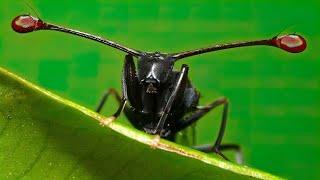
[{"xmin": 272, "ymin": 34, "xmax": 307, "ymax": 53}]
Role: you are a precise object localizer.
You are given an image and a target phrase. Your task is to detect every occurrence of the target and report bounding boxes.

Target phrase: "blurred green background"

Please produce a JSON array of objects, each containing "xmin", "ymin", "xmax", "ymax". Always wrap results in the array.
[{"xmin": 1, "ymin": 0, "xmax": 319, "ymax": 179}]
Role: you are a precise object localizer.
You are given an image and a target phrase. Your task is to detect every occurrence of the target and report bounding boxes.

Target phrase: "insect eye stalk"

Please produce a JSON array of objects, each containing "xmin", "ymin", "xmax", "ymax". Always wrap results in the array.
[
  {"xmin": 11, "ymin": 14, "xmax": 141, "ymax": 56},
  {"xmin": 171, "ymin": 33, "xmax": 307, "ymax": 60}
]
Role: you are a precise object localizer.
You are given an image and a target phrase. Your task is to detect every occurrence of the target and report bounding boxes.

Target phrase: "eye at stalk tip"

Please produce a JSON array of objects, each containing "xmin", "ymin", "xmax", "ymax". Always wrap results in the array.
[
  {"xmin": 272, "ymin": 34, "xmax": 307, "ymax": 53},
  {"xmin": 11, "ymin": 15, "xmax": 45, "ymax": 33}
]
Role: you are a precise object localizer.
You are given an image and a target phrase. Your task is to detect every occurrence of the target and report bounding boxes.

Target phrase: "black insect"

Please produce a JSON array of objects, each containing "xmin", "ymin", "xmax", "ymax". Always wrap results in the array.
[{"xmin": 12, "ymin": 15, "xmax": 307, "ymax": 162}]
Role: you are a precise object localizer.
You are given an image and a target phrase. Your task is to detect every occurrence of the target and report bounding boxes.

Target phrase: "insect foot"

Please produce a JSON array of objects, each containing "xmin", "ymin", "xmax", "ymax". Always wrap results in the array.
[
  {"xmin": 150, "ymin": 135, "xmax": 161, "ymax": 149},
  {"xmin": 160, "ymin": 129, "xmax": 171, "ymax": 138},
  {"xmin": 143, "ymin": 127, "xmax": 158, "ymax": 135},
  {"xmin": 213, "ymin": 147, "xmax": 229, "ymax": 161},
  {"xmin": 99, "ymin": 116, "xmax": 116, "ymax": 127}
]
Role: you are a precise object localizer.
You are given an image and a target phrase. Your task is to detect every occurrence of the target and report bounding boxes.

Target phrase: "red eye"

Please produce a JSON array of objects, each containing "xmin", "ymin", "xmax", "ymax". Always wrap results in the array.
[
  {"xmin": 272, "ymin": 34, "xmax": 307, "ymax": 53},
  {"xmin": 11, "ymin": 15, "xmax": 45, "ymax": 33}
]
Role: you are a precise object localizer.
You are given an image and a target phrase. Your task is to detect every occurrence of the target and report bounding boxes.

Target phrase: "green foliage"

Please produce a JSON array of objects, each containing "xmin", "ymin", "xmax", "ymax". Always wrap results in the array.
[{"xmin": 0, "ymin": 67, "xmax": 281, "ymax": 179}]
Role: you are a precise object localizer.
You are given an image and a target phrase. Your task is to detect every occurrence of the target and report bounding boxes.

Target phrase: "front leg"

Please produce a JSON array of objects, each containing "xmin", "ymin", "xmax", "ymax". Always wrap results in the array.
[
  {"xmin": 122, "ymin": 54, "xmax": 142, "ymax": 110},
  {"xmin": 100, "ymin": 54, "xmax": 140, "ymax": 126},
  {"xmin": 151, "ymin": 64, "xmax": 189, "ymax": 135},
  {"xmin": 100, "ymin": 98, "xmax": 127, "ymax": 126},
  {"xmin": 96, "ymin": 88, "xmax": 121, "ymax": 113}
]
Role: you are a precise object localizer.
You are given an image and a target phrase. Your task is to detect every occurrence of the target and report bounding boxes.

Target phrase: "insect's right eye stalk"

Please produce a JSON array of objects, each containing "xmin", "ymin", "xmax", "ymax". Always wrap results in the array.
[{"xmin": 11, "ymin": 15, "xmax": 45, "ymax": 33}]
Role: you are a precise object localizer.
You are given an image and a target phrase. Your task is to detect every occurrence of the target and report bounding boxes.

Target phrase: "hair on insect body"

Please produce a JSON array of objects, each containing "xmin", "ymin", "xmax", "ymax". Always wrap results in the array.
[{"xmin": 11, "ymin": 14, "xmax": 307, "ymax": 163}]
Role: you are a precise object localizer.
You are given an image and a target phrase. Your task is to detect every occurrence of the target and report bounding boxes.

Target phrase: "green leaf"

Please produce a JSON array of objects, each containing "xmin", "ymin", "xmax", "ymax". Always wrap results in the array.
[{"xmin": 0, "ymin": 67, "xmax": 281, "ymax": 179}]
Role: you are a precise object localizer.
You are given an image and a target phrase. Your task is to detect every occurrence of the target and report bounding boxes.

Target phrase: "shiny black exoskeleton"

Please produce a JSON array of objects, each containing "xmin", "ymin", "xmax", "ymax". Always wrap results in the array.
[
  {"xmin": 122, "ymin": 53, "xmax": 199, "ymax": 140},
  {"xmin": 97, "ymin": 51, "xmax": 237, "ymax": 161},
  {"xmin": 12, "ymin": 14, "xmax": 307, "ymax": 162}
]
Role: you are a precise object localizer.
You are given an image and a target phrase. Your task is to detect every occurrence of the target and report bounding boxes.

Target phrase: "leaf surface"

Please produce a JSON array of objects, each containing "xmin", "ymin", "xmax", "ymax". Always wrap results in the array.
[{"xmin": 0, "ymin": 67, "xmax": 281, "ymax": 179}]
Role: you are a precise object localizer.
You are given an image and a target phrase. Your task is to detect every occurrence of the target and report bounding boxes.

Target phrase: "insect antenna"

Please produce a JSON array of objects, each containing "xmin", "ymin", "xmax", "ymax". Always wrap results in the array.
[
  {"xmin": 22, "ymin": 0, "xmax": 41, "ymax": 18},
  {"xmin": 171, "ymin": 34, "xmax": 307, "ymax": 61},
  {"xmin": 11, "ymin": 15, "xmax": 142, "ymax": 57},
  {"xmin": 274, "ymin": 24, "xmax": 297, "ymax": 38}
]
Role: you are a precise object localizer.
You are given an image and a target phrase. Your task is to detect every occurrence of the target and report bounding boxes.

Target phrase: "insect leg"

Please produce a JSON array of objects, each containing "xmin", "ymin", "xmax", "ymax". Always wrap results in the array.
[
  {"xmin": 99, "ymin": 54, "xmax": 141, "ymax": 126},
  {"xmin": 174, "ymin": 97, "xmax": 228, "ymax": 132},
  {"xmin": 211, "ymin": 97, "xmax": 229, "ymax": 154},
  {"xmin": 122, "ymin": 54, "xmax": 142, "ymax": 110},
  {"xmin": 96, "ymin": 88, "xmax": 121, "ymax": 113},
  {"xmin": 220, "ymin": 144, "xmax": 243, "ymax": 164},
  {"xmin": 174, "ymin": 97, "xmax": 237, "ymax": 161},
  {"xmin": 99, "ymin": 97, "xmax": 127, "ymax": 126},
  {"xmin": 97, "ymin": 53, "xmax": 141, "ymax": 113},
  {"xmin": 193, "ymin": 144, "xmax": 243, "ymax": 164},
  {"xmin": 151, "ymin": 64, "xmax": 189, "ymax": 135}
]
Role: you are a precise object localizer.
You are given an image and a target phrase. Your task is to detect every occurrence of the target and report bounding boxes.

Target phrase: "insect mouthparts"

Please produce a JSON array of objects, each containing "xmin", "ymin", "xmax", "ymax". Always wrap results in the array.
[{"xmin": 146, "ymin": 83, "xmax": 158, "ymax": 94}]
